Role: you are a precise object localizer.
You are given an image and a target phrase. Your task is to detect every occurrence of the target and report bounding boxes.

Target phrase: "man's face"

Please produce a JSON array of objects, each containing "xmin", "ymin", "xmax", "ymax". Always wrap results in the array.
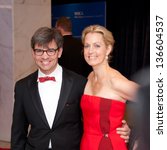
[{"xmin": 32, "ymin": 40, "xmax": 62, "ymax": 75}]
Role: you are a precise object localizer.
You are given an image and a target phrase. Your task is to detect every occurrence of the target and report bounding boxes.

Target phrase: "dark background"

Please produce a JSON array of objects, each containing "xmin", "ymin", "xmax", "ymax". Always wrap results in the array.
[{"xmin": 52, "ymin": 0, "xmax": 150, "ymax": 79}]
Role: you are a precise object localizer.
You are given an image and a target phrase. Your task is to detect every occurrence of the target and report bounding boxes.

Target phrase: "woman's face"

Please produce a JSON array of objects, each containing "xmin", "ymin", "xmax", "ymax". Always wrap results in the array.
[{"xmin": 83, "ymin": 32, "xmax": 111, "ymax": 67}]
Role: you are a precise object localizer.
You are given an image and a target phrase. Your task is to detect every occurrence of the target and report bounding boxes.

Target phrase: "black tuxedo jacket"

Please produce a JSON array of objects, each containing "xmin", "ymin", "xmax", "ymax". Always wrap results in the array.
[{"xmin": 11, "ymin": 68, "xmax": 87, "ymax": 150}]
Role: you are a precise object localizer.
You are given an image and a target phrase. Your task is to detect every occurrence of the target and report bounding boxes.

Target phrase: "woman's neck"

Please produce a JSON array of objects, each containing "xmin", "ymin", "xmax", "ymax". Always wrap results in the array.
[{"xmin": 92, "ymin": 63, "xmax": 111, "ymax": 81}]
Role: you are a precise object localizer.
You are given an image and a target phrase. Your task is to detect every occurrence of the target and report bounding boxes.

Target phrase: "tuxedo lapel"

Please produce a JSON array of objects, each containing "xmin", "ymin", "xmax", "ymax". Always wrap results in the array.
[
  {"xmin": 53, "ymin": 69, "xmax": 73, "ymax": 125},
  {"xmin": 28, "ymin": 71, "xmax": 49, "ymax": 127}
]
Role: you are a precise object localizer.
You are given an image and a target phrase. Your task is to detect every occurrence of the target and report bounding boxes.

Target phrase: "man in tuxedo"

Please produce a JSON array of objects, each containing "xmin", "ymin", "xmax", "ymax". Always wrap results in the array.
[
  {"xmin": 11, "ymin": 27, "xmax": 130, "ymax": 150},
  {"xmin": 55, "ymin": 16, "xmax": 91, "ymax": 77}
]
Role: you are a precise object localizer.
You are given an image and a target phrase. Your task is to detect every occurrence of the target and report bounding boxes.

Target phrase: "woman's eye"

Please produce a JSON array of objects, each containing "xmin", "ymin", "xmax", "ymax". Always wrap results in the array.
[
  {"xmin": 84, "ymin": 45, "xmax": 89, "ymax": 48},
  {"xmin": 94, "ymin": 44, "xmax": 100, "ymax": 48}
]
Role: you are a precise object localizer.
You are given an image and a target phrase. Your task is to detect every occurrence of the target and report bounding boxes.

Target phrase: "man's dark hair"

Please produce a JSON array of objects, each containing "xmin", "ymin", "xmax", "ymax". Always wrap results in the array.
[{"xmin": 31, "ymin": 27, "xmax": 63, "ymax": 49}]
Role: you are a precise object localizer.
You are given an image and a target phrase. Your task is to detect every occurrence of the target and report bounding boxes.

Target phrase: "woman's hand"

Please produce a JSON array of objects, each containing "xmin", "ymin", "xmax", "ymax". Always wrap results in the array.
[{"xmin": 116, "ymin": 120, "xmax": 131, "ymax": 143}]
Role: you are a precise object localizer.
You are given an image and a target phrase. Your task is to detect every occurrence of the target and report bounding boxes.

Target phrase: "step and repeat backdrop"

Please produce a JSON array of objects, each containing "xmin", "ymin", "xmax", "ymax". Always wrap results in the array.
[{"xmin": 52, "ymin": 1, "xmax": 106, "ymax": 38}]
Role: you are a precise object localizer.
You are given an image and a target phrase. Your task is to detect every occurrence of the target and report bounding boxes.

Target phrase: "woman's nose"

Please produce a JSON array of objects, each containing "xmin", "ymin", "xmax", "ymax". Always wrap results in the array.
[{"xmin": 88, "ymin": 46, "xmax": 94, "ymax": 53}]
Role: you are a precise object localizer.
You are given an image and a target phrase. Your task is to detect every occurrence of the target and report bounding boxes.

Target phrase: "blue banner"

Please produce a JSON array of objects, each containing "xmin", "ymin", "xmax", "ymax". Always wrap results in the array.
[{"xmin": 52, "ymin": 2, "xmax": 106, "ymax": 38}]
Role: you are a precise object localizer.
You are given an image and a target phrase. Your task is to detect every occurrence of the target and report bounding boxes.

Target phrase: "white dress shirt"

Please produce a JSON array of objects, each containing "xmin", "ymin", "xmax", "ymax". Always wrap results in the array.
[{"xmin": 38, "ymin": 64, "xmax": 62, "ymax": 148}]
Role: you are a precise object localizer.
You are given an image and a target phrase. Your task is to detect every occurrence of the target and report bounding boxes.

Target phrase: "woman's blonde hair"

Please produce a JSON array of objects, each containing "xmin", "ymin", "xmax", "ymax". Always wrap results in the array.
[
  {"xmin": 81, "ymin": 25, "xmax": 115, "ymax": 61},
  {"xmin": 82, "ymin": 25, "xmax": 115, "ymax": 47}
]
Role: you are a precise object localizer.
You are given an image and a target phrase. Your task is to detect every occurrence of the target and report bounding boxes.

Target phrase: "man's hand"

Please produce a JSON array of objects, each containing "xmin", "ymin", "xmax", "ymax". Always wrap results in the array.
[{"xmin": 116, "ymin": 120, "xmax": 131, "ymax": 143}]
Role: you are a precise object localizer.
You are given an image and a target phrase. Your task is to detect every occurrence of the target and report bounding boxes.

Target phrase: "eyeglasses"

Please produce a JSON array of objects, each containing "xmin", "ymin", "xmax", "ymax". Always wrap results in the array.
[{"xmin": 33, "ymin": 47, "xmax": 59, "ymax": 56}]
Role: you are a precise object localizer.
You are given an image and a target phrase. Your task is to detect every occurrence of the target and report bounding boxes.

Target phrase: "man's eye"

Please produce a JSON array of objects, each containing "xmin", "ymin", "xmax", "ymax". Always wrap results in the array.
[
  {"xmin": 36, "ymin": 49, "xmax": 43, "ymax": 52},
  {"xmin": 48, "ymin": 49, "xmax": 55, "ymax": 52}
]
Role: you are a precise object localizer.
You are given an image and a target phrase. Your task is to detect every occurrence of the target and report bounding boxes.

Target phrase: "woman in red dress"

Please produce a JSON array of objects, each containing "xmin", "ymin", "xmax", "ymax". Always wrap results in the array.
[{"xmin": 80, "ymin": 25, "xmax": 139, "ymax": 150}]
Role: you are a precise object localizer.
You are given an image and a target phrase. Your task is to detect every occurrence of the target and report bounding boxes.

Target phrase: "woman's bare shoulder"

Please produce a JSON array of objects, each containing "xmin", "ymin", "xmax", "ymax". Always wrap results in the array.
[{"xmin": 109, "ymin": 68, "xmax": 139, "ymax": 100}]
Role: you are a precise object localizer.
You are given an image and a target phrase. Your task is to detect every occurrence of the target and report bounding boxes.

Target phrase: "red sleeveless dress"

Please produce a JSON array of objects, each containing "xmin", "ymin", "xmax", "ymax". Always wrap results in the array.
[{"xmin": 80, "ymin": 94, "xmax": 127, "ymax": 150}]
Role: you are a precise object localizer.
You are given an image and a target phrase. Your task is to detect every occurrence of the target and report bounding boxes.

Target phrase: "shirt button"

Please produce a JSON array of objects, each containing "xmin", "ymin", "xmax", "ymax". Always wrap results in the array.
[{"xmin": 104, "ymin": 133, "xmax": 109, "ymax": 138}]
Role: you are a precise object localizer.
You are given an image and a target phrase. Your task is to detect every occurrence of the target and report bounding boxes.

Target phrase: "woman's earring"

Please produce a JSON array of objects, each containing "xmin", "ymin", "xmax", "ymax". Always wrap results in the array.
[{"xmin": 106, "ymin": 55, "xmax": 108, "ymax": 60}]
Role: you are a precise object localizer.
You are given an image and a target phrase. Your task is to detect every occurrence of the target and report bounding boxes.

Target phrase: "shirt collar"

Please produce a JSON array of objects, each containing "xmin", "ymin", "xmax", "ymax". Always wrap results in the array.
[{"xmin": 37, "ymin": 64, "xmax": 62, "ymax": 82}]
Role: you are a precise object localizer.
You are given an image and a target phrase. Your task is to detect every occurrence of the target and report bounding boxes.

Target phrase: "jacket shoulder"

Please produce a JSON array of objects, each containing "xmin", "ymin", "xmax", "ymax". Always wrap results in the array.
[
  {"xmin": 15, "ymin": 70, "xmax": 38, "ymax": 85},
  {"xmin": 62, "ymin": 67, "xmax": 87, "ymax": 82}
]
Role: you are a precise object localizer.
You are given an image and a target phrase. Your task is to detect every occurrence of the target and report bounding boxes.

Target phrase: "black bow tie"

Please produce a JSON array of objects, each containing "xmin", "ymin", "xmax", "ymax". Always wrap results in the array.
[{"xmin": 38, "ymin": 76, "xmax": 56, "ymax": 82}]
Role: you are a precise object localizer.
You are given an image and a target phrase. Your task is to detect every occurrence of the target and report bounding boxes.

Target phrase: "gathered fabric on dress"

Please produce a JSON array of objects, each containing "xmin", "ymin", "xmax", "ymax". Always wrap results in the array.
[{"xmin": 80, "ymin": 94, "xmax": 127, "ymax": 150}]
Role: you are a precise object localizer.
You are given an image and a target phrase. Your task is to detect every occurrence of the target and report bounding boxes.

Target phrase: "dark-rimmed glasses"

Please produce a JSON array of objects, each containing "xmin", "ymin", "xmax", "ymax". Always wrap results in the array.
[{"xmin": 33, "ymin": 47, "xmax": 59, "ymax": 56}]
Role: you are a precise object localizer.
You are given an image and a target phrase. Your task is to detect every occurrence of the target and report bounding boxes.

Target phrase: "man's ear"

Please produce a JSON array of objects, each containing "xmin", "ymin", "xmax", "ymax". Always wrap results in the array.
[
  {"xmin": 31, "ymin": 49, "xmax": 35, "ymax": 58},
  {"xmin": 58, "ymin": 47, "xmax": 63, "ymax": 58}
]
